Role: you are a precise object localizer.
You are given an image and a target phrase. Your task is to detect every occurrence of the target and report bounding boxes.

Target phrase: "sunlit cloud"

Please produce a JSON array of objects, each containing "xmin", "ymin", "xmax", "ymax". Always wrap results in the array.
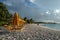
[
  {"xmin": 46, "ymin": 11, "xmax": 49, "ymax": 14},
  {"xmin": 55, "ymin": 9, "xmax": 60, "ymax": 13},
  {"xmin": 30, "ymin": 0, "xmax": 35, "ymax": 3},
  {"xmin": 45, "ymin": 11, "xmax": 51, "ymax": 14},
  {"xmin": 53, "ymin": 9, "xmax": 60, "ymax": 15}
]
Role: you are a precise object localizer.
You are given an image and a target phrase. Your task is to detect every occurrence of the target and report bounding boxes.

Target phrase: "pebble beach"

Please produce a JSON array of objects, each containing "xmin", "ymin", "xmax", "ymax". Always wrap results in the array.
[{"xmin": 0, "ymin": 24, "xmax": 60, "ymax": 40}]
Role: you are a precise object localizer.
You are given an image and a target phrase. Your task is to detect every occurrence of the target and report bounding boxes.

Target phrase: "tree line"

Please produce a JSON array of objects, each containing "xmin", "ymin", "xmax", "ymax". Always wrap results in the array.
[{"xmin": 23, "ymin": 17, "xmax": 34, "ymax": 24}]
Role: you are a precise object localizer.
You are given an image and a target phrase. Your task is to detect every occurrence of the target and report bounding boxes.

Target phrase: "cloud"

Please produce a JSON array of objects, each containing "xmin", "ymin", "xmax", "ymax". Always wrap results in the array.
[
  {"xmin": 45, "ymin": 11, "xmax": 50, "ymax": 14},
  {"xmin": 1, "ymin": 0, "xmax": 60, "ymax": 22},
  {"xmin": 30, "ymin": 0, "xmax": 34, "ymax": 2},
  {"xmin": 3, "ymin": 1, "xmax": 12, "ymax": 6}
]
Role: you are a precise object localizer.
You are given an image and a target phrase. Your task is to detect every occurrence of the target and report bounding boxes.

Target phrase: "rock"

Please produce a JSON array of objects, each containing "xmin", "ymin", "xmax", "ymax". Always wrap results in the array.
[{"xmin": 13, "ymin": 12, "xmax": 25, "ymax": 27}]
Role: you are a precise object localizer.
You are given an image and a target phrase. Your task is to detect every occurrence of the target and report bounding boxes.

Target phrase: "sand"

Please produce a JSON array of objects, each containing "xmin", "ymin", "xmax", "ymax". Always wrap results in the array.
[{"xmin": 0, "ymin": 24, "xmax": 60, "ymax": 40}]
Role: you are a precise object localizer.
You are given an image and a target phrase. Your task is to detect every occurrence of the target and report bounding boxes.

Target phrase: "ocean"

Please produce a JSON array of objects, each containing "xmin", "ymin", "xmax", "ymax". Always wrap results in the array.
[{"xmin": 42, "ymin": 23, "xmax": 60, "ymax": 30}]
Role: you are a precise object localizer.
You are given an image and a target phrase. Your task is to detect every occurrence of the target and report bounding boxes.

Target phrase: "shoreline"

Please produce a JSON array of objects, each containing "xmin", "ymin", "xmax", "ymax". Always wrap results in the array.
[
  {"xmin": 26, "ymin": 24, "xmax": 60, "ymax": 32},
  {"xmin": 39, "ymin": 24, "xmax": 60, "ymax": 31},
  {"xmin": 0, "ymin": 24, "xmax": 60, "ymax": 40}
]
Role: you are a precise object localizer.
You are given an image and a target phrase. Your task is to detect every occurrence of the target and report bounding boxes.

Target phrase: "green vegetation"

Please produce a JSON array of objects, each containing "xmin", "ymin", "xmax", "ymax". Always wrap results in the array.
[
  {"xmin": 24, "ymin": 17, "xmax": 34, "ymax": 23},
  {"xmin": 33, "ymin": 22, "xmax": 57, "ymax": 24},
  {"xmin": 0, "ymin": 2, "xmax": 12, "ymax": 26}
]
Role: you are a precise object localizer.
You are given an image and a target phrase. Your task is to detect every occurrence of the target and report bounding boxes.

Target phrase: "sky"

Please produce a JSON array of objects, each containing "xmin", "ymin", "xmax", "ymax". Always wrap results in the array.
[{"xmin": 0, "ymin": 0, "xmax": 60, "ymax": 22}]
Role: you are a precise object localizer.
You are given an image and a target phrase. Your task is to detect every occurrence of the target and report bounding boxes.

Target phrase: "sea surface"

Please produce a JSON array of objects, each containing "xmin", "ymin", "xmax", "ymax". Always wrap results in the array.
[{"xmin": 42, "ymin": 23, "xmax": 60, "ymax": 30}]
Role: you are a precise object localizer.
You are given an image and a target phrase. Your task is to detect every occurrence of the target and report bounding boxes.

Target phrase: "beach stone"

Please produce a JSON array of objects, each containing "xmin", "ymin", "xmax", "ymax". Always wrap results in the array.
[{"xmin": 0, "ymin": 24, "xmax": 60, "ymax": 40}]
